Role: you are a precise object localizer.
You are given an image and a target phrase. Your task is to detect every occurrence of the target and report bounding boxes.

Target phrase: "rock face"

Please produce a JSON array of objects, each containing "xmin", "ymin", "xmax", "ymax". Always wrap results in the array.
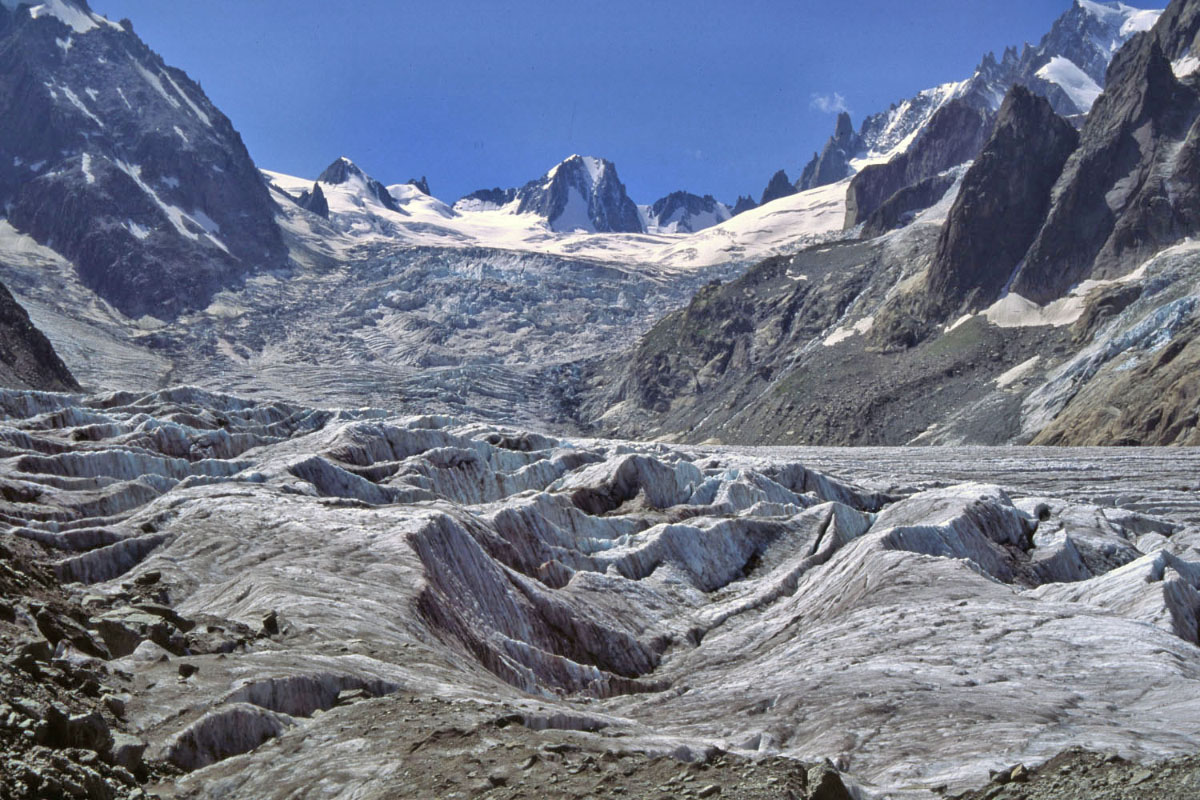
[
  {"xmin": 759, "ymin": 169, "xmax": 798, "ymax": 206},
  {"xmin": 926, "ymin": 86, "xmax": 1079, "ymax": 314},
  {"xmin": 405, "ymin": 176, "xmax": 430, "ymax": 195},
  {"xmin": 514, "ymin": 155, "xmax": 643, "ymax": 233},
  {"xmin": 643, "ymin": 191, "xmax": 732, "ymax": 234},
  {"xmin": 798, "ymin": 112, "xmax": 861, "ymax": 191},
  {"xmin": 295, "ymin": 182, "xmax": 328, "ymax": 218},
  {"xmin": 1011, "ymin": 12, "xmax": 1200, "ymax": 303},
  {"xmin": 0, "ymin": 0, "xmax": 287, "ymax": 319},
  {"xmin": 802, "ymin": 1, "xmax": 1157, "ymax": 212},
  {"xmin": 731, "ymin": 194, "xmax": 758, "ymax": 215},
  {"xmin": 0, "ymin": 279, "xmax": 79, "ymax": 391},
  {"xmin": 845, "ymin": 99, "xmax": 993, "ymax": 229}
]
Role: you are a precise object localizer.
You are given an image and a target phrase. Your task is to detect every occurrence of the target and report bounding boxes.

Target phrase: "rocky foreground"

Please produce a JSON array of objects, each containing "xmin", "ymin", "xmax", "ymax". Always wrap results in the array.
[{"xmin": 2, "ymin": 387, "xmax": 1200, "ymax": 798}]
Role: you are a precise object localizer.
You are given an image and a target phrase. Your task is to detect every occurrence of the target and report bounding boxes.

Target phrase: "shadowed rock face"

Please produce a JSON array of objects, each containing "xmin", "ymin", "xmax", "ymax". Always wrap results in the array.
[
  {"xmin": 1012, "ymin": 8, "xmax": 1200, "ymax": 303},
  {"xmin": 759, "ymin": 169, "xmax": 798, "ymax": 206},
  {"xmin": 845, "ymin": 99, "xmax": 994, "ymax": 229},
  {"xmin": 926, "ymin": 86, "xmax": 1079, "ymax": 314},
  {"xmin": 0, "ymin": 279, "xmax": 78, "ymax": 391},
  {"xmin": 798, "ymin": 112, "xmax": 861, "ymax": 191},
  {"xmin": 0, "ymin": 0, "xmax": 286, "ymax": 320}
]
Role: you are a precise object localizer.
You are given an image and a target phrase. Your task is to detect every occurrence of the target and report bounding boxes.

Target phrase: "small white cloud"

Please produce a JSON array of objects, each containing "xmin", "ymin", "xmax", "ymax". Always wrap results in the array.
[{"xmin": 810, "ymin": 92, "xmax": 849, "ymax": 114}]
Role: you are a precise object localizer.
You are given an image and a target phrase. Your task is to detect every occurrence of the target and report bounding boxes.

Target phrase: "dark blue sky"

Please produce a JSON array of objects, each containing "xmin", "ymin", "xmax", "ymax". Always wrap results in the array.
[{"xmin": 91, "ymin": 0, "xmax": 1153, "ymax": 205}]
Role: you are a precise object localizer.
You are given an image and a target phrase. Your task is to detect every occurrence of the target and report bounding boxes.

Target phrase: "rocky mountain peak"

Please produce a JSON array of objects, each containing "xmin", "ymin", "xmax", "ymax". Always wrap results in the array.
[
  {"xmin": 759, "ymin": 169, "xmax": 798, "ymax": 205},
  {"xmin": 925, "ymin": 84, "xmax": 1080, "ymax": 316},
  {"xmin": 731, "ymin": 194, "xmax": 758, "ymax": 215},
  {"xmin": 0, "ymin": 0, "xmax": 287, "ymax": 319},
  {"xmin": 643, "ymin": 191, "xmax": 731, "ymax": 234},
  {"xmin": 514, "ymin": 154, "xmax": 642, "ymax": 233},
  {"xmin": 1011, "ymin": 3, "xmax": 1200, "ymax": 303},
  {"xmin": 799, "ymin": 111, "xmax": 863, "ymax": 190},
  {"xmin": 406, "ymin": 176, "xmax": 431, "ymax": 195},
  {"xmin": 315, "ymin": 156, "xmax": 400, "ymax": 212}
]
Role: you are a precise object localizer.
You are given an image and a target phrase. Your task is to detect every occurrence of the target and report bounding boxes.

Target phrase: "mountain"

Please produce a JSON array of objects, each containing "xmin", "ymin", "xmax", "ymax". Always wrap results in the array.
[
  {"xmin": 0, "ymin": 0, "xmax": 286, "ymax": 319},
  {"xmin": 730, "ymin": 194, "xmax": 758, "ymax": 215},
  {"xmin": 924, "ymin": 86, "xmax": 1081, "ymax": 317},
  {"xmin": 758, "ymin": 168, "xmax": 797, "ymax": 205},
  {"xmin": 453, "ymin": 155, "xmax": 642, "ymax": 233},
  {"xmin": 640, "ymin": 191, "xmax": 732, "ymax": 234},
  {"xmin": 797, "ymin": 0, "xmax": 1162, "ymax": 197},
  {"xmin": 586, "ymin": 0, "xmax": 1200, "ymax": 449},
  {"xmin": 515, "ymin": 155, "xmax": 646, "ymax": 233},
  {"xmin": 0, "ymin": 278, "xmax": 78, "ymax": 391},
  {"xmin": 316, "ymin": 156, "xmax": 402, "ymax": 213},
  {"xmin": 798, "ymin": 111, "xmax": 862, "ymax": 191}
]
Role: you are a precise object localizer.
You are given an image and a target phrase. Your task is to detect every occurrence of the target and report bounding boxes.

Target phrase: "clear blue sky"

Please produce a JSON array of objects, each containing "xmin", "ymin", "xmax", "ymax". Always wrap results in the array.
[{"xmin": 90, "ymin": 0, "xmax": 1152, "ymax": 205}]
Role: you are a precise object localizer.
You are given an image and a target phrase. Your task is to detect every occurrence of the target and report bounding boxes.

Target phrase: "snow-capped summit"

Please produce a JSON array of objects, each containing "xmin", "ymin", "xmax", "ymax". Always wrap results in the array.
[
  {"xmin": 456, "ymin": 155, "xmax": 643, "ymax": 233},
  {"xmin": 640, "ymin": 191, "xmax": 732, "ymax": 234},
  {"xmin": 316, "ymin": 156, "xmax": 402, "ymax": 213},
  {"xmin": 514, "ymin": 154, "xmax": 643, "ymax": 233}
]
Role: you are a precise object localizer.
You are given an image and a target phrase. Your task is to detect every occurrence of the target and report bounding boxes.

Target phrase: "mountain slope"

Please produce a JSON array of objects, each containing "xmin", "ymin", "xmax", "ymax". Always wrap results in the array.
[
  {"xmin": 588, "ymin": 0, "xmax": 1200, "ymax": 449},
  {"xmin": 0, "ymin": 0, "xmax": 286, "ymax": 319},
  {"xmin": 0, "ymin": 277, "xmax": 78, "ymax": 391},
  {"xmin": 794, "ymin": 0, "xmax": 1162, "ymax": 198}
]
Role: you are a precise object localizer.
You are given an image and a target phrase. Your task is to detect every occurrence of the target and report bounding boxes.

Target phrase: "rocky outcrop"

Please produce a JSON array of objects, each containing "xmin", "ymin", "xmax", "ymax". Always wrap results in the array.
[
  {"xmin": 798, "ymin": 112, "xmax": 861, "ymax": 190},
  {"xmin": 0, "ymin": 0, "xmax": 286, "ymax": 319},
  {"xmin": 926, "ymin": 86, "xmax": 1079, "ymax": 314},
  {"xmin": 730, "ymin": 194, "xmax": 757, "ymax": 215},
  {"xmin": 859, "ymin": 171, "xmax": 958, "ymax": 237},
  {"xmin": 845, "ymin": 99, "xmax": 993, "ymax": 229},
  {"xmin": 759, "ymin": 169, "xmax": 797, "ymax": 205},
  {"xmin": 0, "ymin": 279, "xmax": 79, "ymax": 391},
  {"xmin": 1011, "ymin": 16, "xmax": 1200, "ymax": 303},
  {"xmin": 295, "ymin": 182, "xmax": 328, "ymax": 218},
  {"xmin": 406, "ymin": 176, "xmax": 430, "ymax": 195}
]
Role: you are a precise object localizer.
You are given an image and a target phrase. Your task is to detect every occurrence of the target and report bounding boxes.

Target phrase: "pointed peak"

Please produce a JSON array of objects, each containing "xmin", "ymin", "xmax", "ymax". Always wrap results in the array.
[
  {"xmin": 549, "ymin": 154, "xmax": 611, "ymax": 186},
  {"xmin": 317, "ymin": 156, "xmax": 367, "ymax": 185}
]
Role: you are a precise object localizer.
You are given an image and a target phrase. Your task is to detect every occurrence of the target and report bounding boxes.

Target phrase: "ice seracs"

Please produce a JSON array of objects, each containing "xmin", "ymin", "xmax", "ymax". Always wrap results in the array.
[{"xmin": 5, "ymin": 386, "xmax": 1200, "ymax": 797}]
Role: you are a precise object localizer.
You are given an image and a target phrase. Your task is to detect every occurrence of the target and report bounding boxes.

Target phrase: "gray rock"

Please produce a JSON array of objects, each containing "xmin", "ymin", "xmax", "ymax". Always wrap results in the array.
[
  {"xmin": 108, "ymin": 732, "xmax": 147, "ymax": 772},
  {"xmin": 926, "ymin": 85, "xmax": 1079, "ymax": 315}
]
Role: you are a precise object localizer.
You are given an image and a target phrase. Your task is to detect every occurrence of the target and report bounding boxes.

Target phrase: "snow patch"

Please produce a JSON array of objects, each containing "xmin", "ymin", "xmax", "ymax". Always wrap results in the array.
[
  {"xmin": 550, "ymin": 186, "xmax": 593, "ymax": 233},
  {"xmin": 823, "ymin": 315, "xmax": 875, "ymax": 346},
  {"xmin": 28, "ymin": 0, "xmax": 97, "ymax": 33},
  {"xmin": 1119, "ymin": 8, "xmax": 1162, "ymax": 36},
  {"xmin": 80, "ymin": 152, "xmax": 95, "ymax": 185},
  {"xmin": 125, "ymin": 220, "xmax": 150, "ymax": 240},
  {"xmin": 174, "ymin": 126, "xmax": 190, "ymax": 147},
  {"xmin": 55, "ymin": 36, "xmax": 72, "ymax": 53},
  {"xmin": 1173, "ymin": 55, "xmax": 1200, "ymax": 79},
  {"xmin": 45, "ymin": 82, "xmax": 103, "ymax": 128},
  {"xmin": 113, "ymin": 162, "xmax": 226, "ymax": 253},
  {"xmin": 131, "ymin": 58, "xmax": 181, "ymax": 110},
  {"xmin": 995, "ymin": 356, "xmax": 1041, "ymax": 388},
  {"xmin": 159, "ymin": 69, "xmax": 212, "ymax": 127},
  {"xmin": 1036, "ymin": 56, "xmax": 1103, "ymax": 112}
]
